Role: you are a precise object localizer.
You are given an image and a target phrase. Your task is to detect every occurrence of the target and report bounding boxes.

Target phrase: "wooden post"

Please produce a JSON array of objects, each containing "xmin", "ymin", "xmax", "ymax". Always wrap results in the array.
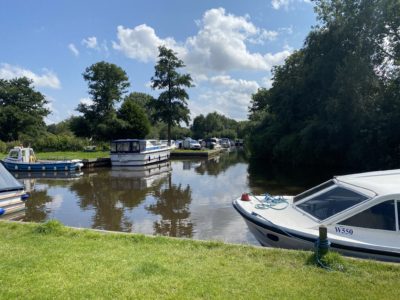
[{"xmin": 318, "ymin": 225, "xmax": 330, "ymax": 256}]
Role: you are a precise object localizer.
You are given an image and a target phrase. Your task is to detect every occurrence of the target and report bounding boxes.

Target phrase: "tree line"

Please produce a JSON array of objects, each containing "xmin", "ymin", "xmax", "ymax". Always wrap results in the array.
[
  {"xmin": 0, "ymin": 46, "xmax": 244, "ymax": 152},
  {"xmin": 247, "ymin": 0, "xmax": 400, "ymax": 171}
]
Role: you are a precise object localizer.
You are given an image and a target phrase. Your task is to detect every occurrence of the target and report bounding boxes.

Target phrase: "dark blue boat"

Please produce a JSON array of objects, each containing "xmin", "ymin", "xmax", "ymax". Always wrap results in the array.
[{"xmin": 2, "ymin": 147, "xmax": 83, "ymax": 172}]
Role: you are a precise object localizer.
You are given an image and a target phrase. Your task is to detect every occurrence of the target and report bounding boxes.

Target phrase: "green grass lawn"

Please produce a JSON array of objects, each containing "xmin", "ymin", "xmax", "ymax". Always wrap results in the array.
[
  {"xmin": 0, "ymin": 221, "xmax": 399, "ymax": 299},
  {"xmin": 34, "ymin": 151, "xmax": 109, "ymax": 160}
]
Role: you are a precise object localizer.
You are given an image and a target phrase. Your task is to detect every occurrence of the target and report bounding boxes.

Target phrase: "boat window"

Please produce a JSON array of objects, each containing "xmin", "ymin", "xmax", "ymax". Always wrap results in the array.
[
  {"xmin": 294, "ymin": 180, "xmax": 336, "ymax": 203},
  {"xmin": 111, "ymin": 143, "xmax": 117, "ymax": 152},
  {"xmin": 9, "ymin": 150, "xmax": 19, "ymax": 159},
  {"xmin": 131, "ymin": 141, "xmax": 140, "ymax": 152},
  {"xmin": 117, "ymin": 142, "xmax": 130, "ymax": 152},
  {"xmin": 297, "ymin": 187, "xmax": 368, "ymax": 220},
  {"xmin": 339, "ymin": 200, "xmax": 396, "ymax": 231}
]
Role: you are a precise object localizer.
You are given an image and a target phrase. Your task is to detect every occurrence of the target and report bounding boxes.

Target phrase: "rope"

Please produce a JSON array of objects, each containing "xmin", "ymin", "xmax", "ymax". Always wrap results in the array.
[
  {"xmin": 251, "ymin": 192, "xmax": 289, "ymax": 210},
  {"xmin": 314, "ymin": 239, "xmax": 332, "ymax": 271}
]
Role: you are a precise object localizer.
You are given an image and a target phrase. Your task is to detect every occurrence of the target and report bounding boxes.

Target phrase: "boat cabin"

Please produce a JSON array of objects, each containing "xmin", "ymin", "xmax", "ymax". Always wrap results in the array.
[
  {"xmin": 110, "ymin": 139, "xmax": 166, "ymax": 154},
  {"xmin": 7, "ymin": 147, "xmax": 36, "ymax": 163},
  {"xmin": 293, "ymin": 171, "xmax": 400, "ymax": 232}
]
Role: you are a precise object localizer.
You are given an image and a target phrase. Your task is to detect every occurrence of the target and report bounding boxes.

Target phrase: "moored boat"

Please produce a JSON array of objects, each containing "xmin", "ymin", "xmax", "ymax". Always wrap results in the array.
[
  {"xmin": 110, "ymin": 139, "xmax": 170, "ymax": 167},
  {"xmin": 0, "ymin": 162, "xmax": 29, "ymax": 217},
  {"xmin": 233, "ymin": 169, "xmax": 400, "ymax": 262},
  {"xmin": 2, "ymin": 146, "xmax": 83, "ymax": 172}
]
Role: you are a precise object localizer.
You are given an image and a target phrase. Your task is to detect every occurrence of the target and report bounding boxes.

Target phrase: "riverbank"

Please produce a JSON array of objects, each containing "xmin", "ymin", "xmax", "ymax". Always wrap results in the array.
[
  {"xmin": 171, "ymin": 148, "xmax": 223, "ymax": 158},
  {"xmin": 0, "ymin": 221, "xmax": 398, "ymax": 299}
]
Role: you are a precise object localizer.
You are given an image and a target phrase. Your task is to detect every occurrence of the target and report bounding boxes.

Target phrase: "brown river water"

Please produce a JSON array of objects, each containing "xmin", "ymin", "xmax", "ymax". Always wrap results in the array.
[{"xmin": 12, "ymin": 149, "xmax": 332, "ymax": 246}]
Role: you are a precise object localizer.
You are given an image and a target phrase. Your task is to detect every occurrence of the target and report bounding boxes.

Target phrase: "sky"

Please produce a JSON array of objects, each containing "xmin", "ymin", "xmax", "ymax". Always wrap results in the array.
[{"xmin": 0, "ymin": 0, "xmax": 316, "ymax": 124}]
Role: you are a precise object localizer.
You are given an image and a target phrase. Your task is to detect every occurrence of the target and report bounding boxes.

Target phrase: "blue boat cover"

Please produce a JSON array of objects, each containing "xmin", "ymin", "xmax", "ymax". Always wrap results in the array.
[{"xmin": 0, "ymin": 163, "xmax": 23, "ymax": 192}]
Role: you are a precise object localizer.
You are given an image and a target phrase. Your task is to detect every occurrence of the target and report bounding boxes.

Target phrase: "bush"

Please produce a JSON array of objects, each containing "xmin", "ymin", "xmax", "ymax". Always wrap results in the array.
[
  {"xmin": 0, "ymin": 140, "xmax": 6, "ymax": 153},
  {"xmin": 32, "ymin": 134, "xmax": 85, "ymax": 152}
]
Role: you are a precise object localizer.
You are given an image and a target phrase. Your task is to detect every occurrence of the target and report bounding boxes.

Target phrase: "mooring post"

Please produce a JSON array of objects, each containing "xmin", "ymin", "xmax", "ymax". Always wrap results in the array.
[{"xmin": 318, "ymin": 225, "xmax": 330, "ymax": 256}]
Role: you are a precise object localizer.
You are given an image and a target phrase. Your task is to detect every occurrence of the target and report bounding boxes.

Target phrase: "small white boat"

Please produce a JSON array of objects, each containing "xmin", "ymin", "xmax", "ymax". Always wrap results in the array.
[
  {"xmin": 110, "ymin": 139, "xmax": 170, "ymax": 167},
  {"xmin": 233, "ymin": 169, "xmax": 400, "ymax": 262},
  {"xmin": 0, "ymin": 162, "xmax": 29, "ymax": 217}
]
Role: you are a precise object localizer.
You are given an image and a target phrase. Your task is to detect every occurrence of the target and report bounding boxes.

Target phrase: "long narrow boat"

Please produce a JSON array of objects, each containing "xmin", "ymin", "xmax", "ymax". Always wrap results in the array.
[
  {"xmin": 2, "ymin": 147, "xmax": 83, "ymax": 172},
  {"xmin": 110, "ymin": 139, "xmax": 170, "ymax": 167},
  {"xmin": 0, "ymin": 162, "xmax": 29, "ymax": 217},
  {"xmin": 233, "ymin": 169, "xmax": 400, "ymax": 262}
]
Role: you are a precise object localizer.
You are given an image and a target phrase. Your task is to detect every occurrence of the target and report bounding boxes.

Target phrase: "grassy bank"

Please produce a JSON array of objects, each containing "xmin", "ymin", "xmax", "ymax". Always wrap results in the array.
[
  {"xmin": 0, "ymin": 221, "xmax": 399, "ymax": 299},
  {"xmin": 34, "ymin": 151, "xmax": 109, "ymax": 160}
]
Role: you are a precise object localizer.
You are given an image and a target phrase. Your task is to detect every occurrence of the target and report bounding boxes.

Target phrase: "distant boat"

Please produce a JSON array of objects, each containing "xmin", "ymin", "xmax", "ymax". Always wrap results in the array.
[
  {"xmin": 233, "ymin": 169, "xmax": 400, "ymax": 262},
  {"xmin": 0, "ymin": 162, "xmax": 29, "ymax": 217},
  {"xmin": 2, "ymin": 147, "xmax": 83, "ymax": 172},
  {"xmin": 110, "ymin": 139, "xmax": 170, "ymax": 167}
]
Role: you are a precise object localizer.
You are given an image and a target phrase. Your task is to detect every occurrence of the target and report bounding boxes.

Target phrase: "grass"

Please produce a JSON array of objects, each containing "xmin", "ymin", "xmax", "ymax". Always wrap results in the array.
[
  {"xmin": 34, "ymin": 151, "xmax": 109, "ymax": 160},
  {"xmin": 0, "ymin": 221, "xmax": 399, "ymax": 299}
]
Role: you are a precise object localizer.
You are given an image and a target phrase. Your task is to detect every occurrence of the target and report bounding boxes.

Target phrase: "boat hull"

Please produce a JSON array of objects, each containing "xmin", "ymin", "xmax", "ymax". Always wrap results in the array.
[
  {"xmin": 233, "ymin": 200, "xmax": 400, "ymax": 262},
  {"xmin": 2, "ymin": 160, "xmax": 83, "ymax": 172},
  {"xmin": 110, "ymin": 149, "xmax": 170, "ymax": 167}
]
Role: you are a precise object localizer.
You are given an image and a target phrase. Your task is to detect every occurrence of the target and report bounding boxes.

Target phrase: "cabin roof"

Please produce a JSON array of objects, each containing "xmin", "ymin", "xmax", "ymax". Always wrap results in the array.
[{"xmin": 336, "ymin": 169, "xmax": 400, "ymax": 196}]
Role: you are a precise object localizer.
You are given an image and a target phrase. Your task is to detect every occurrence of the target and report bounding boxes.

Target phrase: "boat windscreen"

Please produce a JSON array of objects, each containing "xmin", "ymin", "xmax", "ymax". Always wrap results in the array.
[
  {"xmin": 293, "ymin": 180, "xmax": 336, "ymax": 203},
  {"xmin": 296, "ymin": 186, "xmax": 368, "ymax": 220},
  {"xmin": 0, "ymin": 163, "xmax": 23, "ymax": 192}
]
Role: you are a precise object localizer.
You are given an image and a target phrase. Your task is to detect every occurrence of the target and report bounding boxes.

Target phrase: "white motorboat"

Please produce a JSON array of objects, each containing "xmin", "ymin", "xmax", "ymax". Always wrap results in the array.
[
  {"xmin": 110, "ymin": 139, "xmax": 170, "ymax": 167},
  {"xmin": 233, "ymin": 169, "xmax": 400, "ymax": 262}
]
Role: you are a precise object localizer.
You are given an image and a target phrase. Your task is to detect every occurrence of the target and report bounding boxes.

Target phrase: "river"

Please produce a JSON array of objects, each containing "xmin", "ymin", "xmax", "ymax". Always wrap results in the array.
[{"xmin": 13, "ymin": 149, "xmax": 333, "ymax": 246}]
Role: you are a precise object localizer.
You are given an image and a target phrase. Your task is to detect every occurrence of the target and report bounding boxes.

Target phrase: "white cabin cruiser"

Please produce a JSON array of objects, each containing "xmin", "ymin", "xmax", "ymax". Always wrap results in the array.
[
  {"xmin": 110, "ymin": 139, "xmax": 170, "ymax": 167},
  {"xmin": 233, "ymin": 169, "xmax": 400, "ymax": 262}
]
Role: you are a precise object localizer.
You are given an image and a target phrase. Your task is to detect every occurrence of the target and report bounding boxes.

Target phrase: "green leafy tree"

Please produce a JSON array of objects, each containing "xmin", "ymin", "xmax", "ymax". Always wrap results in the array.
[
  {"xmin": 0, "ymin": 77, "xmax": 49, "ymax": 141},
  {"xmin": 151, "ymin": 46, "xmax": 193, "ymax": 144},
  {"xmin": 115, "ymin": 98, "xmax": 151, "ymax": 139},
  {"xmin": 191, "ymin": 112, "xmax": 239, "ymax": 139},
  {"xmin": 74, "ymin": 61, "xmax": 130, "ymax": 140},
  {"xmin": 248, "ymin": 0, "xmax": 400, "ymax": 170},
  {"xmin": 124, "ymin": 92, "xmax": 156, "ymax": 123}
]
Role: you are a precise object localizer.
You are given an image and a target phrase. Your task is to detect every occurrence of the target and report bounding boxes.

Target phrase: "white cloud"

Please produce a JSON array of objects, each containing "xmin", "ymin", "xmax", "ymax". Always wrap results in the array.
[
  {"xmin": 184, "ymin": 8, "xmax": 285, "ymax": 72},
  {"xmin": 68, "ymin": 43, "xmax": 79, "ymax": 56},
  {"xmin": 0, "ymin": 63, "xmax": 61, "ymax": 89},
  {"xmin": 190, "ymin": 75, "xmax": 260, "ymax": 120},
  {"xmin": 82, "ymin": 36, "xmax": 98, "ymax": 49},
  {"xmin": 112, "ymin": 24, "xmax": 179, "ymax": 62},
  {"xmin": 271, "ymin": 0, "xmax": 311, "ymax": 10},
  {"xmin": 113, "ymin": 8, "xmax": 290, "ymax": 73}
]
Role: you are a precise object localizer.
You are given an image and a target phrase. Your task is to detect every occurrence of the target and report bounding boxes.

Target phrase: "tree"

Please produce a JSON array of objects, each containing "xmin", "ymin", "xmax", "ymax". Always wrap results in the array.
[
  {"xmin": 74, "ymin": 61, "xmax": 130, "ymax": 140},
  {"xmin": 151, "ymin": 46, "xmax": 193, "ymax": 145},
  {"xmin": 115, "ymin": 98, "xmax": 151, "ymax": 139},
  {"xmin": 0, "ymin": 77, "xmax": 49, "ymax": 141},
  {"xmin": 248, "ymin": 0, "xmax": 400, "ymax": 170},
  {"xmin": 191, "ymin": 112, "xmax": 239, "ymax": 139},
  {"xmin": 123, "ymin": 92, "xmax": 156, "ymax": 124}
]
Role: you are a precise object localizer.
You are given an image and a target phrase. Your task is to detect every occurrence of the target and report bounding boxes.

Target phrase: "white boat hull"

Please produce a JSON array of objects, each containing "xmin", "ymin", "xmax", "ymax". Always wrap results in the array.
[
  {"xmin": 234, "ymin": 199, "xmax": 400, "ymax": 262},
  {"xmin": 110, "ymin": 148, "xmax": 170, "ymax": 167}
]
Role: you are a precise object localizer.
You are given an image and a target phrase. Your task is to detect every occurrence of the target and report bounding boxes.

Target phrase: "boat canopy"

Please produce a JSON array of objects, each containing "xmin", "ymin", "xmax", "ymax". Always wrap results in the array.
[{"xmin": 0, "ymin": 163, "xmax": 24, "ymax": 192}]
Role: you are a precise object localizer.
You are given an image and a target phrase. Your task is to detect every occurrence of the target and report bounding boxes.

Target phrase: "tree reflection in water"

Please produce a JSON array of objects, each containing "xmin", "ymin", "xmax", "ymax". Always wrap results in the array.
[
  {"xmin": 147, "ymin": 174, "xmax": 193, "ymax": 237},
  {"xmin": 68, "ymin": 166, "xmax": 170, "ymax": 232},
  {"xmin": 194, "ymin": 149, "xmax": 249, "ymax": 176}
]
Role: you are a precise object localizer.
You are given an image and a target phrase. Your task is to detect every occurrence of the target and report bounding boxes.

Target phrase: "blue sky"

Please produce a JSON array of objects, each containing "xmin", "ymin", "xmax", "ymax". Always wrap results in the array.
[{"xmin": 0, "ymin": 0, "xmax": 316, "ymax": 124}]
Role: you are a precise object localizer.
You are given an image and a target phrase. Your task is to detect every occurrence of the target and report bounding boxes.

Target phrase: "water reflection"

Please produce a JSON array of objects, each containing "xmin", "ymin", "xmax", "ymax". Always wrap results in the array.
[
  {"xmin": 18, "ymin": 149, "xmax": 334, "ymax": 245},
  {"xmin": 148, "ymin": 176, "xmax": 193, "ymax": 237}
]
